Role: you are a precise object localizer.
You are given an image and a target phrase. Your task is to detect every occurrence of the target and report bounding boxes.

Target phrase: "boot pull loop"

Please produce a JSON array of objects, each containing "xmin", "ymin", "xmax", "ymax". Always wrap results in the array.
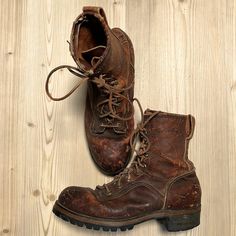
[
  {"xmin": 186, "ymin": 115, "xmax": 195, "ymax": 139},
  {"xmin": 82, "ymin": 6, "xmax": 108, "ymax": 24}
]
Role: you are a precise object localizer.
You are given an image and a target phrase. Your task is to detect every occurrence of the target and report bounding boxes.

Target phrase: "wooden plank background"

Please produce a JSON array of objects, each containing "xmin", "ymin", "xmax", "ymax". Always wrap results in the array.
[{"xmin": 0, "ymin": 0, "xmax": 235, "ymax": 235}]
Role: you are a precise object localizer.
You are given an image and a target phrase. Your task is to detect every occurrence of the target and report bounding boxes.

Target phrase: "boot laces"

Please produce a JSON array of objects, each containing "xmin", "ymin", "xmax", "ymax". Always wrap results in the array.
[
  {"xmin": 45, "ymin": 64, "xmax": 134, "ymax": 127},
  {"xmin": 97, "ymin": 101, "xmax": 160, "ymax": 195}
]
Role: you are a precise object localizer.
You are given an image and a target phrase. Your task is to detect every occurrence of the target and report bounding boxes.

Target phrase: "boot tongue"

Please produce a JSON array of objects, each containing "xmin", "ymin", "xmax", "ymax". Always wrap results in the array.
[{"xmin": 81, "ymin": 46, "xmax": 106, "ymax": 67}]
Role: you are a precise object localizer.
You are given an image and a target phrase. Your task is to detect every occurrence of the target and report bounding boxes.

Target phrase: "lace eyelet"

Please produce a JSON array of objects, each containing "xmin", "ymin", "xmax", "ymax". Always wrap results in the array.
[
  {"xmin": 106, "ymin": 191, "xmax": 112, "ymax": 196},
  {"xmin": 126, "ymin": 175, "xmax": 130, "ymax": 182}
]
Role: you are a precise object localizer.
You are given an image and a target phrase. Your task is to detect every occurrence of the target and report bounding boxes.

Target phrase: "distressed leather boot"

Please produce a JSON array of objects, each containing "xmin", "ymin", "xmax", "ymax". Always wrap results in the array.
[
  {"xmin": 53, "ymin": 109, "xmax": 201, "ymax": 232},
  {"xmin": 46, "ymin": 7, "xmax": 135, "ymax": 175}
]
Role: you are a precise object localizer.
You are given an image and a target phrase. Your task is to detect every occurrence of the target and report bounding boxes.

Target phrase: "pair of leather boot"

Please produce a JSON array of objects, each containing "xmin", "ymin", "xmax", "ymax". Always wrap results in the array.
[{"xmin": 46, "ymin": 6, "xmax": 201, "ymax": 232}]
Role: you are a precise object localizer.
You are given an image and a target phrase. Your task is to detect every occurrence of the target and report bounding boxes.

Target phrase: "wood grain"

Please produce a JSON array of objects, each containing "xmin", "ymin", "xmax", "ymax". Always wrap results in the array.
[{"xmin": 0, "ymin": 0, "xmax": 235, "ymax": 235}]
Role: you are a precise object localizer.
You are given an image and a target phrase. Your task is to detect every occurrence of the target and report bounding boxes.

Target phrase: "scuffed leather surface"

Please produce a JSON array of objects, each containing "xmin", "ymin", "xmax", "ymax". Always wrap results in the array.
[
  {"xmin": 59, "ymin": 185, "xmax": 163, "ymax": 219},
  {"xmin": 166, "ymin": 172, "xmax": 201, "ymax": 210},
  {"xmin": 85, "ymin": 90, "xmax": 134, "ymax": 174}
]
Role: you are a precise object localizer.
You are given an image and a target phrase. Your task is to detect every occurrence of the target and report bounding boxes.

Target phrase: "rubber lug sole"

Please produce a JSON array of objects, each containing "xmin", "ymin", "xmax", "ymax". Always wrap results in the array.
[
  {"xmin": 53, "ymin": 207, "xmax": 134, "ymax": 232},
  {"xmin": 52, "ymin": 202, "xmax": 200, "ymax": 232}
]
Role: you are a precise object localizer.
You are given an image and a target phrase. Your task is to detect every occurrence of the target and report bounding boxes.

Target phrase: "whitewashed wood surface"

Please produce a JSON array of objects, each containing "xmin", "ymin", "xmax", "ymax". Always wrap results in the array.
[{"xmin": 0, "ymin": 0, "xmax": 235, "ymax": 235}]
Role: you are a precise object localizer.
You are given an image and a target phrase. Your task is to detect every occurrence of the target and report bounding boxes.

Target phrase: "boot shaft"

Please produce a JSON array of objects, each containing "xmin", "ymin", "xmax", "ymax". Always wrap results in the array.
[
  {"xmin": 70, "ymin": 6, "xmax": 129, "ymax": 77},
  {"xmin": 142, "ymin": 110, "xmax": 195, "ymax": 178}
]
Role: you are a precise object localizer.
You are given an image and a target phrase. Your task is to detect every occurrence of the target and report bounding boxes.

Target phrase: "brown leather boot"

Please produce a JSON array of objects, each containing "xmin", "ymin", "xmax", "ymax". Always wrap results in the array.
[
  {"xmin": 53, "ymin": 109, "xmax": 201, "ymax": 232},
  {"xmin": 45, "ymin": 7, "xmax": 135, "ymax": 175}
]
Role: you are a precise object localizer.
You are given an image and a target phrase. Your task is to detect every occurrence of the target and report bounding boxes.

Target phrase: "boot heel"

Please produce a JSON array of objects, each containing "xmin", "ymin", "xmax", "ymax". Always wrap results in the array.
[{"xmin": 159, "ymin": 211, "xmax": 200, "ymax": 232}]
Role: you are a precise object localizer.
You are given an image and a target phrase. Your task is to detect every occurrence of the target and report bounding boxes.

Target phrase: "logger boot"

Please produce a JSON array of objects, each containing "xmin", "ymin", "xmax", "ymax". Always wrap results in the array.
[
  {"xmin": 46, "ymin": 6, "xmax": 135, "ymax": 175},
  {"xmin": 53, "ymin": 109, "xmax": 201, "ymax": 232}
]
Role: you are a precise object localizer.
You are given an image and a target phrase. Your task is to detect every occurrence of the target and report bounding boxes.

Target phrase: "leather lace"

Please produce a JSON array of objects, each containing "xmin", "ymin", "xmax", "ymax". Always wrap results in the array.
[
  {"xmin": 45, "ymin": 65, "xmax": 134, "ymax": 125},
  {"xmin": 97, "ymin": 102, "xmax": 160, "ymax": 195}
]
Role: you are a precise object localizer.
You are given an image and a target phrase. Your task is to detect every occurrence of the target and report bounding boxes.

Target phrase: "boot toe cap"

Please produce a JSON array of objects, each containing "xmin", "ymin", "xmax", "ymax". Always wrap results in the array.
[
  {"xmin": 57, "ymin": 186, "xmax": 95, "ymax": 213},
  {"xmin": 56, "ymin": 186, "xmax": 110, "ymax": 218},
  {"xmin": 89, "ymin": 139, "xmax": 131, "ymax": 175}
]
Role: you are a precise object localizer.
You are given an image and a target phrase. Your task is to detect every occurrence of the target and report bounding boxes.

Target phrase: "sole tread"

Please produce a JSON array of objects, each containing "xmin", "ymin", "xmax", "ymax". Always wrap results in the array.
[
  {"xmin": 53, "ymin": 205, "xmax": 200, "ymax": 232},
  {"xmin": 53, "ymin": 208, "xmax": 133, "ymax": 232}
]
